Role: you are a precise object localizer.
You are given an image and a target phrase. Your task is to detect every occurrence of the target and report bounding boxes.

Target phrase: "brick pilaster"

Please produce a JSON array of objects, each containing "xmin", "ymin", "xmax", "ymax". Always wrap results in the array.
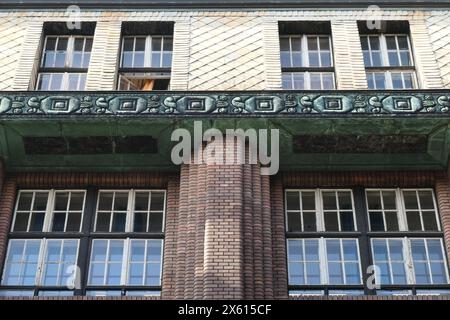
[{"xmin": 435, "ymin": 177, "xmax": 450, "ymax": 264}]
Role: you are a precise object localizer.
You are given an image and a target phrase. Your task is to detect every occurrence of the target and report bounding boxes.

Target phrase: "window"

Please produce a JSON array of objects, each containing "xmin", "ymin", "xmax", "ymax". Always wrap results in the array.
[
  {"xmin": 372, "ymin": 238, "xmax": 449, "ymax": 285},
  {"xmin": 280, "ymin": 35, "xmax": 335, "ymax": 90},
  {"xmin": 37, "ymin": 36, "xmax": 93, "ymax": 90},
  {"xmin": 118, "ymin": 34, "xmax": 172, "ymax": 91},
  {"xmin": 287, "ymin": 238, "xmax": 362, "ymax": 286},
  {"xmin": 285, "ymin": 189, "xmax": 356, "ymax": 232},
  {"xmin": 360, "ymin": 34, "xmax": 416, "ymax": 89},
  {"xmin": 0, "ymin": 188, "xmax": 166, "ymax": 297},
  {"xmin": 12, "ymin": 190, "xmax": 86, "ymax": 233},
  {"xmin": 366, "ymin": 189, "xmax": 440, "ymax": 232},
  {"xmin": 286, "ymin": 187, "xmax": 450, "ymax": 296},
  {"xmin": 95, "ymin": 190, "xmax": 165, "ymax": 233}
]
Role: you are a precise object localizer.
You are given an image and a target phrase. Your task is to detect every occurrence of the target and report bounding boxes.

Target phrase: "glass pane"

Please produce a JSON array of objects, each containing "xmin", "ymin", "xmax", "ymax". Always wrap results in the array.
[
  {"xmin": 85, "ymin": 38, "xmax": 93, "ymax": 52},
  {"xmin": 52, "ymin": 212, "xmax": 66, "ymax": 232},
  {"xmin": 69, "ymin": 193, "xmax": 84, "ymax": 211},
  {"xmin": 371, "ymin": 52, "xmax": 382, "ymax": 67},
  {"xmin": 423, "ymin": 211, "xmax": 438, "ymax": 231},
  {"xmin": 391, "ymin": 73, "xmax": 403, "ymax": 88},
  {"xmin": 145, "ymin": 264, "xmax": 161, "ymax": 285},
  {"xmin": 122, "ymin": 52, "xmax": 133, "ymax": 68},
  {"xmin": 374, "ymin": 73, "xmax": 386, "ymax": 89},
  {"xmin": 400, "ymin": 52, "xmax": 411, "ymax": 66},
  {"xmin": 148, "ymin": 212, "xmax": 164, "ymax": 233},
  {"xmin": 151, "ymin": 53, "xmax": 161, "ymax": 67},
  {"xmin": 135, "ymin": 37, "xmax": 146, "ymax": 51},
  {"xmin": 322, "ymin": 192, "xmax": 337, "ymax": 210},
  {"xmin": 324, "ymin": 212, "xmax": 339, "ymax": 231},
  {"xmin": 303, "ymin": 212, "xmax": 316, "ymax": 232},
  {"xmin": 67, "ymin": 74, "xmax": 80, "ymax": 90},
  {"xmin": 428, "ymin": 240, "xmax": 444, "ymax": 260},
  {"xmin": 304, "ymin": 240, "xmax": 319, "ymax": 260},
  {"xmin": 280, "ymin": 51, "xmax": 291, "ymax": 68},
  {"xmin": 309, "ymin": 73, "xmax": 321, "ymax": 90},
  {"xmin": 286, "ymin": 192, "xmax": 300, "ymax": 210},
  {"xmin": 280, "ymin": 37, "xmax": 290, "ymax": 51},
  {"xmin": 320, "ymin": 52, "xmax": 331, "ymax": 67},
  {"xmin": 414, "ymin": 262, "xmax": 431, "ymax": 284},
  {"xmin": 378, "ymin": 262, "xmax": 392, "ymax": 284},
  {"xmin": 111, "ymin": 212, "xmax": 126, "ymax": 232},
  {"xmin": 411, "ymin": 239, "xmax": 427, "ymax": 261},
  {"xmin": 338, "ymin": 192, "xmax": 352, "ymax": 210},
  {"xmin": 288, "ymin": 262, "xmax": 304, "ymax": 285},
  {"xmin": 326, "ymin": 240, "xmax": 341, "ymax": 261},
  {"xmin": 328, "ymin": 262, "xmax": 343, "ymax": 284},
  {"xmin": 360, "ymin": 36, "xmax": 368, "ymax": 50},
  {"xmin": 363, "ymin": 52, "xmax": 371, "ymax": 66},
  {"xmin": 150, "ymin": 192, "xmax": 165, "ymax": 211},
  {"xmin": 287, "ymin": 212, "xmax": 301, "ymax": 232},
  {"xmin": 282, "ymin": 73, "xmax": 292, "ymax": 90},
  {"xmin": 18, "ymin": 193, "xmax": 33, "ymax": 211},
  {"xmin": 372, "ymin": 240, "xmax": 389, "ymax": 261},
  {"xmin": 123, "ymin": 38, "xmax": 134, "ymax": 51},
  {"xmin": 367, "ymin": 191, "xmax": 382, "ymax": 210},
  {"xmin": 29, "ymin": 212, "xmax": 45, "ymax": 231},
  {"xmin": 13, "ymin": 212, "xmax": 29, "ymax": 232},
  {"xmin": 163, "ymin": 37, "xmax": 173, "ymax": 51},
  {"xmin": 7, "ymin": 240, "xmax": 25, "ymax": 262},
  {"xmin": 128, "ymin": 263, "xmax": 144, "ymax": 285},
  {"xmin": 388, "ymin": 52, "xmax": 400, "ymax": 67},
  {"xmin": 343, "ymin": 240, "xmax": 359, "ymax": 261},
  {"xmin": 307, "ymin": 37, "xmax": 318, "ymax": 50},
  {"xmin": 135, "ymin": 192, "xmax": 149, "ymax": 211},
  {"xmin": 406, "ymin": 211, "xmax": 422, "ymax": 231},
  {"xmin": 430, "ymin": 262, "xmax": 447, "ymax": 284},
  {"xmin": 340, "ymin": 212, "xmax": 354, "ymax": 231},
  {"xmin": 106, "ymin": 264, "xmax": 122, "ymax": 285},
  {"xmin": 391, "ymin": 262, "xmax": 407, "ymax": 284},
  {"xmin": 386, "ymin": 36, "xmax": 397, "ymax": 50},
  {"xmin": 89, "ymin": 263, "xmax": 105, "ymax": 285},
  {"xmin": 114, "ymin": 193, "xmax": 129, "ymax": 211},
  {"xmin": 98, "ymin": 192, "xmax": 113, "ymax": 210},
  {"xmin": 95, "ymin": 213, "xmax": 111, "ymax": 232},
  {"xmin": 34, "ymin": 193, "xmax": 49, "ymax": 211},
  {"xmin": 147, "ymin": 241, "xmax": 162, "ymax": 262},
  {"xmin": 109, "ymin": 241, "xmax": 124, "ymax": 262},
  {"xmin": 322, "ymin": 74, "xmax": 334, "ymax": 90},
  {"xmin": 389, "ymin": 240, "xmax": 404, "ymax": 261},
  {"xmin": 404, "ymin": 192, "xmax": 420, "ymax": 209},
  {"xmin": 54, "ymin": 193, "xmax": 69, "ymax": 211},
  {"xmin": 319, "ymin": 37, "xmax": 330, "ymax": 50},
  {"xmin": 305, "ymin": 262, "xmax": 321, "ymax": 284},
  {"xmin": 385, "ymin": 212, "xmax": 399, "ymax": 231},
  {"xmin": 382, "ymin": 191, "xmax": 396, "ymax": 210},
  {"xmin": 418, "ymin": 191, "xmax": 434, "ymax": 209},
  {"xmin": 133, "ymin": 212, "xmax": 147, "ymax": 232},
  {"xmin": 369, "ymin": 37, "xmax": 380, "ymax": 50},
  {"xmin": 345, "ymin": 263, "xmax": 361, "ymax": 284},
  {"xmin": 397, "ymin": 36, "xmax": 409, "ymax": 50},
  {"xmin": 302, "ymin": 192, "xmax": 315, "ymax": 210},
  {"xmin": 308, "ymin": 52, "xmax": 320, "ymax": 67},
  {"xmin": 151, "ymin": 37, "xmax": 162, "ymax": 51},
  {"xmin": 91, "ymin": 240, "xmax": 107, "ymax": 261},
  {"xmin": 66, "ymin": 212, "xmax": 82, "ymax": 232},
  {"xmin": 370, "ymin": 212, "xmax": 384, "ymax": 231},
  {"xmin": 288, "ymin": 240, "xmax": 303, "ymax": 261},
  {"xmin": 292, "ymin": 73, "xmax": 305, "ymax": 89}
]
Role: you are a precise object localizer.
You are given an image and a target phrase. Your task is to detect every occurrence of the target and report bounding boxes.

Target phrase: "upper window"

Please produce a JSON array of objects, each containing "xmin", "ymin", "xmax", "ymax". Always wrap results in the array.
[
  {"xmin": 285, "ymin": 189, "xmax": 356, "ymax": 232},
  {"xmin": 118, "ymin": 22, "xmax": 174, "ymax": 91},
  {"xmin": 36, "ymin": 23, "xmax": 96, "ymax": 91},
  {"xmin": 279, "ymin": 22, "xmax": 335, "ymax": 90},
  {"xmin": 359, "ymin": 21, "xmax": 416, "ymax": 89},
  {"xmin": 366, "ymin": 189, "xmax": 440, "ymax": 232}
]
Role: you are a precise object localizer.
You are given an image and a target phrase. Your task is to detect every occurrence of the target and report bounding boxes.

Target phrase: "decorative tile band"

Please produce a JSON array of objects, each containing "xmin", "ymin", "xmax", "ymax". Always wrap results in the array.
[{"xmin": 1, "ymin": 91, "xmax": 450, "ymax": 117}]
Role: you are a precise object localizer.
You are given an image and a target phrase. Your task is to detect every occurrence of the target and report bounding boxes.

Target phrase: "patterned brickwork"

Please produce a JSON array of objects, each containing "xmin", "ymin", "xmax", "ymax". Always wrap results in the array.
[{"xmin": 427, "ymin": 12, "xmax": 450, "ymax": 88}]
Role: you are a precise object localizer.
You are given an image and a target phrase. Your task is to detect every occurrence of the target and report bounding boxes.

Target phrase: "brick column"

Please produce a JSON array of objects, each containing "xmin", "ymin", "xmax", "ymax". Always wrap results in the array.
[
  {"xmin": 172, "ymin": 142, "xmax": 277, "ymax": 299},
  {"xmin": 0, "ymin": 178, "xmax": 16, "ymax": 271},
  {"xmin": 435, "ymin": 176, "xmax": 450, "ymax": 264}
]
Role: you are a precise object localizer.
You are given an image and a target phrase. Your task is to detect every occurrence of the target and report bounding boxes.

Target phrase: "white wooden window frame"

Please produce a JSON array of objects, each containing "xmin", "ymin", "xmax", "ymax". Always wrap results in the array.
[
  {"xmin": 11, "ymin": 190, "xmax": 87, "ymax": 233},
  {"xmin": 94, "ymin": 189, "xmax": 166, "ymax": 233},
  {"xmin": 361, "ymin": 34, "xmax": 417, "ymax": 89},
  {"xmin": 370, "ymin": 237, "xmax": 450, "ymax": 285},
  {"xmin": 87, "ymin": 238, "xmax": 163, "ymax": 286},
  {"xmin": 287, "ymin": 238, "xmax": 363, "ymax": 286},
  {"xmin": 365, "ymin": 188, "xmax": 441, "ymax": 232},
  {"xmin": 1, "ymin": 238, "xmax": 80, "ymax": 287},
  {"xmin": 120, "ymin": 35, "xmax": 173, "ymax": 69},
  {"xmin": 285, "ymin": 189, "xmax": 357, "ymax": 232}
]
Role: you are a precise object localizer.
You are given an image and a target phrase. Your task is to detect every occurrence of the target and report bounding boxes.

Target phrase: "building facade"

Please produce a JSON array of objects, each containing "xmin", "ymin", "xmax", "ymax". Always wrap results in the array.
[{"xmin": 1, "ymin": 0, "xmax": 450, "ymax": 299}]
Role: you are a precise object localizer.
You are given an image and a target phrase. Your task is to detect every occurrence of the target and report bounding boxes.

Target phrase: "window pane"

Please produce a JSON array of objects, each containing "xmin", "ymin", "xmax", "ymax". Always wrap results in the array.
[
  {"xmin": 288, "ymin": 240, "xmax": 303, "ymax": 261},
  {"xmin": 340, "ymin": 212, "xmax": 354, "ymax": 231},
  {"xmin": 114, "ymin": 193, "xmax": 129, "ymax": 211},
  {"xmin": 391, "ymin": 72, "xmax": 403, "ymax": 88},
  {"xmin": 418, "ymin": 191, "xmax": 434, "ymax": 209},
  {"xmin": 382, "ymin": 191, "xmax": 396, "ymax": 209},
  {"xmin": 302, "ymin": 192, "xmax": 315, "ymax": 210},
  {"xmin": 286, "ymin": 192, "xmax": 300, "ymax": 210},
  {"xmin": 345, "ymin": 263, "xmax": 361, "ymax": 284},
  {"xmin": 328, "ymin": 262, "xmax": 343, "ymax": 284},
  {"xmin": 423, "ymin": 211, "xmax": 438, "ymax": 231},
  {"xmin": 292, "ymin": 73, "xmax": 305, "ymax": 89},
  {"xmin": 338, "ymin": 192, "xmax": 352, "ymax": 210},
  {"xmin": 135, "ymin": 193, "xmax": 149, "ymax": 211},
  {"xmin": 133, "ymin": 212, "xmax": 147, "ymax": 232},
  {"xmin": 17, "ymin": 193, "xmax": 33, "ymax": 211},
  {"xmin": 13, "ymin": 212, "xmax": 29, "ymax": 232},
  {"xmin": 29, "ymin": 212, "xmax": 45, "ymax": 232},
  {"xmin": 367, "ymin": 191, "xmax": 382, "ymax": 210},
  {"xmin": 151, "ymin": 192, "xmax": 165, "ymax": 211},
  {"xmin": 111, "ymin": 212, "xmax": 126, "ymax": 232},
  {"xmin": 288, "ymin": 262, "xmax": 304, "ymax": 285},
  {"xmin": 305, "ymin": 240, "xmax": 319, "ymax": 260},
  {"xmin": 34, "ymin": 193, "xmax": 49, "ymax": 211},
  {"xmin": 148, "ymin": 212, "xmax": 163, "ymax": 233},
  {"xmin": 69, "ymin": 193, "xmax": 84, "ymax": 211},
  {"xmin": 386, "ymin": 36, "xmax": 397, "ymax": 50},
  {"xmin": 54, "ymin": 193, "xmax": 69, "ymax": 211},
  {"xmin": 98, "ymin": 192, "xmax": 114, "ymax": 210},
  {"xmin": 326, "ymin": 240, "xmax": 341, "ymax": 261},
  {"xmin": 322, "ymin": 192, "xmax": 337, "ymax": 210},
  {"xmin": 428, "ymin": 240, "xmax": 444, "ymax": 260},
  {"xmin": 309, "ymin": 73, "xmax": 321, "ymax": 90},
  {"xmin": 303, "ymin": 212, "xmax": 316, "ymax": 232},
  {"xmin": 370, "ymin": 212, "xmax": 384, "ymax": 231},
  {"xmin": 95, "ymin": 213, "xmax": 110, "ymax": 232},
  {"xmin": 324, "ymin": 212, "xmax": 339, "ymax": 231},
  {"xmin": 406, "ymin": 211, "xmax": 422, "ymax": 231},
  {"xmin": 287, "ymin": 212, "xmax": 301, "ymax": 232},
  {"xmin": 52, "ymin": 212, "xmax": 66, "ymax": 232},
  {"xmin": 66, "ymin": 212, "xmax": 82, "ymax": 232},
  {"xmin": 305, "ymin": 262, "xmax": 321, "ymax": 284},
  {"xmin": 385, "ymin": 211, "xmax": 399, "ymax": 231}
]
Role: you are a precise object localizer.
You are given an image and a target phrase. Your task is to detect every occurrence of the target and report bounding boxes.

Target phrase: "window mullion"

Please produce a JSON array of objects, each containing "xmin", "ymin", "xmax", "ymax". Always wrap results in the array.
[
  {"xmin": 404, "ymin": 237, "xmax": 415, "ymax": 285},
  {"xmin": 397, "ymin": 189, "xmax": 408, "ymax": 231},
  {"xmin": 317, "ymin": 189, "xmax": 324, "ymax": 232},
  {"xmin": 146, "ymin": 36, "xmax": 152, "ymax": 68},
  {"xmin": 423, "ymin": 239, "xmax": 434, "ymax": 284},
  {"xmin": 121, "ymin": 238, "xmax": 130, "ymax": 286},
  {"xmin": 303, "ymin": 35, "xmax": 309, "ymax": 68},
  {"xmin": 380, "ymin": 34, "xmax": 389, "ymax": 67},
  {"xmin": 320, "ymin": 238, "xmax": 328, "ymax": 285},
  {"xmin": 36, "ymin": 239, "xmax": 47, "ymax": 287}
]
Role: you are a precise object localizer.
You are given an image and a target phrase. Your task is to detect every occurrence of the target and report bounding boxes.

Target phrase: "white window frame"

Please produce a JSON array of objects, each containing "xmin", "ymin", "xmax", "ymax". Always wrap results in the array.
[
  {"xmin": 120, "ymin": 35, "xmax": 173, "ymax": 69},
  {"xmin": 87, "ymin": 238, "xmax": 164, "ymax": 287},
  {"xmin": 285, "ymin": 189, "xmax": 357, "ymax": 232},
  {"xmin": 1, "ymin": 238, "xmax": 80, "ymax": 287},
  {"xmin": 361, "ymin": 34, "xmax": 417, "ymax": 89},
  {"xmin": 280, "ymin": 35, "xmax": 334, "ymax": 68},
  {"xmin": 287, "ymin": 238, "xmax": 363, "ymax": 286},
  {"xmin": 365, "ymin": 188, "xmax": 441, "ymax": 232},
  {"xmin": 371, "ymin": 237, "xmax": 450, "ymax": 285},
  {"xmin": 11, "ymin": 190, "xmax": 86, "ymax": 233},
  {"xmin": 36, "ymin": 72, "xmax": 87, "ymax": 91},
  {"xmin": 94, "ymin": 189, "xmax": 166, "ymax": 233},
  {"xmin": 282, "ymin": 72, "xmax": 335, "ymax": 90}
]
